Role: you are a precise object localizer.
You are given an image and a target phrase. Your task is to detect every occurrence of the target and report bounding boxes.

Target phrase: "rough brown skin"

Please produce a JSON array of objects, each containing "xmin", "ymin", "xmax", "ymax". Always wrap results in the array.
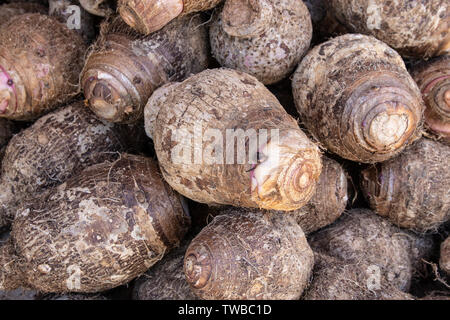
[
  {"xmin": 81, "ymin": 15, "xmax": 209, "ymax": 124},
  {"xmin": 118, "ymin": 0, "xmax": 223, "ymax": 35},
  {"xmin": 440, "ymin": 237, "xmax": 450, "ymax": 275},
  {"xmin": 210, "ymin": 0, "xmax": 312, "ymax": 85},
  {"xmin": 133, "ymin": 237, "xmax": 197, "ymax": 300},
  {"xmin": 0, "ymin": 2, "xmax": 47, "ymax": 27},
  {"xmin": 0, "ymin": 14, "xmax": 87, "ymax": 121},
  {"xmin": 184, "ymin": 209, "xmax": 314, "ymax": 300},
  {"xmin": 361, "ymin": 138, "xmax": 450, "ymax": 233},
  {"xmin": 144, "ymin": 68, "xmax": 322, "ymax": 211},
  {"xmin": 303, "ymin": 252, "xmax": 415, "ymax": 300},
  {"xmin": 0, "ymin": 102, "xmax": 125, "ymax": 228},
  {"xmin": 0, "ymin": 154, "xmax": 191, "ymax": 293},
  {"xmin": 309, "ymin": 209, "xmax": 434, "ymax": 292},
  {"xmin": 79, "ymin": 0, "xmax": 114, "ymax": 17},
  {"xmin": 410, "ymin": 55, "xmax": 450, "ymax": 143},
  {"xmin": 292, "ymin": 34, "xmax": 425, "ymax": 163},
  {"xmin": 328, "ymin": 0, "xmax": 449, "ymax": 58}
]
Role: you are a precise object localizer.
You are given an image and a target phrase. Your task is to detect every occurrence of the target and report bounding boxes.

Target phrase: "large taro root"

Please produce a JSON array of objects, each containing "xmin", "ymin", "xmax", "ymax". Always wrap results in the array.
[
  {"xmin": 210, "ymin": 0, "xmax": 312, "ymax": 84},
  {"xmin": 327, "ymin": 0, "xmax": 449, "ymax": 58},
  {"xmin": 184, "ymin": 209, "xmax": 314, "ymax": 300},
  {"xmin": 144, "ymin": 68, "xmax": 322, "ymax": 211},
  {"xmin": 361, "ymin": 138, "xmax": 450, "ymax": 233},
  {"xmin": 0, "ymin": 14, "xmax": 87, "ymax": 121},
  {"xmin": 81, "ymin": 15, "xmax": 209, "ymax": 124},
  {"xmin": 0, "ymin": 102, "xmax": 125, "ymax": 228},
  {"xmin": 309, "ymin": 209, "xmax": 434, "ymax": 292},
  {"xmin": 292, "ymin": 34, "xmax": 424, "ymax": 163},
  {"xmin": 440, "ymin": 237, "xmax": 450, "ymax": 275},
  {"xmin": 0, "ymin": 2, "xmax": 47, "ymax": 27},
  {"xmin": 410, "ymin": 55, "xmax": 450, "ymax": 143},
  {"xmin": 0, "ymin": 154, "xmax": 191, "ymax": 293},
  {"xmin": 118, "ymin": 0, "xmax": 223, "ymax": 35}
]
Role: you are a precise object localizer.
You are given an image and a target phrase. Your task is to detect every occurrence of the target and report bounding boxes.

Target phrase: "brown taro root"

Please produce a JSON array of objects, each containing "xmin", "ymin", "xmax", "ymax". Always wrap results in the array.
[
  {"xmin": 0, "ymin": 154, "xmax": 191, "ymax": 293},
  {"xmin": 0, "ymin": 2, "xmax": 47, "ymax": 27},
  {"xmin": 79, "ymin": 0, "xmax": 114, "ymax": 17},
  {"xmin": 210, "ymin": 0, "xmax": 312, "ymax": 85},
  {"xmin": 183, "ymin": 209, "xmax": 314, "ymax": 300},
  {"xmin": 133, "ymin": 237, "xmax": 197, "ymax": 300},
  {"xmin": 303, "ymin": 252, "xmax": 415, "ymax": 300},
  {"xmin": 81, "ymin": 15, "xmax": 208, "ymax": 124},
  {"xmin": 144, "ymin": 68, "xmax": 322, "ymax": 211},
  {"xmin": 289, "ymin": 156, "xmax": 348, "ymax": 234},
  {"xmin": 309, "ymin": 209, "xmax": 434, "ymax": 292},
  {"xmin": 361, "ymin": 138, "xmax": 450, "ymax": 232},
  {"xmin": 0, "ymin": 14, "xmax": 86, "ymax": 121},
  {"xmin": 0, "ymin": 102, "xmax": 125, "ymax": 228},
  {"xmin": 292, "ymin": 34, "xmax": 425, "ymax": 163},
  {"xmin": 327, "ymin": 0, "xmax": 449, "ymax": 58},
  {"xmin": 118, "ymin": 0, "xmax": 223, "ymax": 35},
  {"xmin": 440, "ymin": 237, "xmax": 450, "ymax": 275},
  {"xmin": 410, "ymin": 56, "xmax": 450, "ymax": 143}
]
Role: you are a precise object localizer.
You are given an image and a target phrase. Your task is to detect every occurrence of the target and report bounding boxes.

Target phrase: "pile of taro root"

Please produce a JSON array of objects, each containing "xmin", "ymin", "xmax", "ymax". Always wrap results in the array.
[{"xmin": 0, "ymin": 0, "xmax": 449, "ymax": 300}]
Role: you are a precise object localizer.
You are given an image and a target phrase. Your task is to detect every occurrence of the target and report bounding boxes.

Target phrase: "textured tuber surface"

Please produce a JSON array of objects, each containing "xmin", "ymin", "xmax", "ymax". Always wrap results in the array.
[
  {"xmin": 144, "ymin": 68, "xmax": 322, "ymax": 211},
  {"xmin": 440, "ymin": 237, "xmax": 450, "ymax": 275},
  {"xmin": 210, "ymin": 0, "xmax": 312, "ymax": 84},
  {"xmin": 0, "ymin": 2, "xmax": 47, "ymax": 27},
  {"xmin": 79, "ymin": 0, "xmax": 114, "ymax": 17},
  {"xmin": 184, "ymin": 209, "xmax": 314, "ymax": 300},
  {"xmin": 292, "ymin": 34, "xmax": 424, "ymax": 163},
  {"xmin": 361, "ymin": 138, "xmax": 450, "ymax": 232},
  {"xmin": 81, "ymin": 15, "xmax": 209, "ymax": 123},
  {"xmin": 0, "ymin": 154, "xmax": 191, "ymax": 292}
]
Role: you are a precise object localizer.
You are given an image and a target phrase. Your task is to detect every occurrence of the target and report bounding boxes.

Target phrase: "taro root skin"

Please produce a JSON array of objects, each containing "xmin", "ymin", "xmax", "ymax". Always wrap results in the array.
[
  {"xmin": 0, "ymin": 14, "xmax": 87, "ymax": 121},
  {"xmin": 361, "ymin": 139, "xmax": 450, "ymax": 232},
  {"xmin": 328, "ymin": 0, "xmax": 450, "ymax": 58},
  {"xmin": 118, "ymin": 0, "xmax": 223, "ymax": 35},
  {"xmin": 0, "ymin": 154, "xmax": 191, "ymax": 293},
  {"xmin": 210, "ymin": 0, "xmax": 313, "ymax": 84},
  {"xmin": 0, "ymin": 2, "xmax": 47, "ymax": 27},
  {"xmin": 81, "ymin": 15, "xmax": 209, "ymax": 124},
  {"xmin": 292, "ymin": 34, "xmax": 425, "ymax": 163},
  {"xmin": 440, "ymin": 237, "xmax": 450, "ymax": 275},
  {"xmin": 79, "ymin": 0, "xmax": 114, "ymax": 17},
  {"xmin": 184, "ymin": 209, "xmax": 314, "ymax": 300},
  {"xmin": 144, "ymin": 68, "xmax": 322, "ymax": 211}
]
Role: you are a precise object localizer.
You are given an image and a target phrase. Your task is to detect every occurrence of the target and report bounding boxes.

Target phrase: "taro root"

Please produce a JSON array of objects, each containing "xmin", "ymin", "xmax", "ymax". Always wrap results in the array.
[
  {"xmin": 0, "ymin": 2, "xmax": 47, "ymax": 27},
  {"xmin": 81, "ymin": 15, "xmax": 209, "ymax": 124},
  {"xmin": 440, "ymin": 237, "xmax": 450, "ymax": 275},
  {"xmin": 0, "ymin": 102, "xmax": 125, "ymax": 228},
  {"xmin": 210, "ymin": 0, "xmax": 312, "ymax": 84},
  {"xmin": 361, "ymin": 138, "xmax": 450, "ymax": 232},
  {"xmin": 292, "ymin": 34, "xmax": 424, "ymax": 163},
  {"xmin": 309, "ymin": 209, "xmax": 434, "ymax": 292},
  {"xmin": 79, "ymin": 0, "xmax": 114, "ymax": 17},
  {"xmin": 184, "ymin": 209, "xmax": 314, "ymax": 300},
  {"xmin": 410, "ymin": 55, "xmax": 450, "ymax": 143},
  {"xmin": 144, "ymin": 68, "xmax": 322, "ymax": 211},
  {"xmin": 0, "ymin": 14, "xmax": 87, "ymax": 121},
  {"xmin": 118, "ymin": 0, "xmax": 223, "ymax": 35},
  {"xmin": 0, "ymin": 154, "xmax": 191, "ymax": 293},
  {"xmin": 133, "ymin": 237, "xmax": 197, "ymax": 300},
  {"xmin": 327, "ymin": 0, "xmax": 449, "ymax": 58}
]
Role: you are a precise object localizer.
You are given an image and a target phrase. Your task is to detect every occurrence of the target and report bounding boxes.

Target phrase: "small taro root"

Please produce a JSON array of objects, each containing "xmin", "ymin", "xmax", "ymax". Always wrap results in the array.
[
  {"xmin": 0, "ymin": 154, "xmax": 191, "ymax": 293},
  {"xmin": 0, "ymin": 2, "xmax": 47, "ymax": 27},
  {"xmin": 118, "ymin": 0, "xmax": 223, "ymax": 35},
  {"xmin": 292, "ymin": 34, "xmax": 425, "ymax": 163},
  {"xmin": 0, "ymin": 102, "xmax": 124, "ymax": 228},
  {"xmin": 327, "ymin": 0, "xmax": 449, "ymax": 58},
  {"xmin": 440, "ymin": 237, "xmax": 450, "ymax": 275},
  {"xmin": 133, "ymin": 237, "xmax": 197, "ymax": 300},
  {"xmin": 144, "ymin": 68, "xmax": 322, "ymax": 211},
  {"xmin": 79, "ymin": 0, "xmax": 114, "ymax": 17},
  {"xmin": 81, "ymin": 15, "xmax": 208, "ymax": 124},
  {"xmin": 210, "ymin": 0, "xmax": 312, "ymax": 84},
  {"xmin": 309, "ymin": 209, "xmax": 434, "ymax": 292},
  {"xmin": 410, "ymin": 56, "xmax": 450, "ymax": 143},
  {"xmin": 303, "ymin": 252, "xmax": 415, "ymax": 300},
  {"xmin": 361, "ymin": 138, "xmax": 450, "ymax": 232},
  {"xmin": 0, "ymin": 14, "xmax": 87, "ymax": 121},
  {"xmin": 184, "ymin": 209, "xmax": 314, "ymax": 300}
]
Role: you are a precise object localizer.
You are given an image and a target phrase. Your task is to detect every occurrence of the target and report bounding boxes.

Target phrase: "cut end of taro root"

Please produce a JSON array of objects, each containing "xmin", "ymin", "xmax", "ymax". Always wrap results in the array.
[
  {"xmin": 221, "ymin": 0, "xmax": 273, "ymax": 38},
  {"xmin": 118, "ymin": 0, "xmax": 183, "ymax": 35},
  {"xmin": 368, "ymin": 108, "xmax": 409, "ymax": 148},
  {"xmin": 85, "ymin": 80, "xmax": 120, "ymax": 121},
  {"xmin": 184, "ymin": 245, "xmax": 212, "ymax": 290},
  {"xmin": 443, "ymin": 89, "xmax": 450, "ymax": 110}
]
